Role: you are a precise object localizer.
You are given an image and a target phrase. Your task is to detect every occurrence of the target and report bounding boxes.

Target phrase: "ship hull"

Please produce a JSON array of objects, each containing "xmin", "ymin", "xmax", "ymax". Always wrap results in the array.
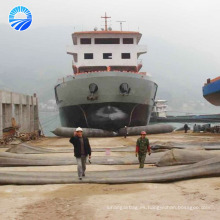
[
  {"xmin": 203, "ymin": 92, "xmax": 220, "ymax": 106},
  {"xmin": 59, "ymin": 102, "xmax": 152, "ymax": 130},
  {"xmin": 55, "ymin": 71, "xmax": 157, "ymax": 131},
  {"xmin": 203, "ymin": 78, "xmax": 220, "ymax": 106}
]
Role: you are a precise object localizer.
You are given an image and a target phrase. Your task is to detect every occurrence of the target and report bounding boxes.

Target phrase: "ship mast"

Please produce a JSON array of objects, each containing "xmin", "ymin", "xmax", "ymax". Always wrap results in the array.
[
  {"xmin": 101, "ymin": 12, "xmax": 111, "ymax": 31},
  {"xmin": 116, "ymin": 21, "xmax": 126, "ymax": 31}
]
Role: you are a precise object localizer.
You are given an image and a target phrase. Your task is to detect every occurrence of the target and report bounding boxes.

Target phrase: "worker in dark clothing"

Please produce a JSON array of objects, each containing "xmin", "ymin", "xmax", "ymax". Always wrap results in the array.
[
  {"xmin": 124, "ymin": 126, "xmax": 128, "ymax": 138},
  {"xmin": 184, "ymin": 124, "xmax": 189, "ymax": 133},
  {"xmin": 38, "ymin": 129, "xmax": 41, "ymax": 137},
  {"xmin": 135, "ymin": 131, "xmax": 151, "ymax": 168},
  {"xmin": 69, "ymin": 127, "xmax": 91, "ymax": 180}
]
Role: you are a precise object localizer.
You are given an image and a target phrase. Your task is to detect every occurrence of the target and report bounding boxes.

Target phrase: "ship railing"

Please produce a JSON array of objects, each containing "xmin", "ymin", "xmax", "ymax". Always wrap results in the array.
[
  {"xmin": 57, "ymin": 70, "xmax": 147, "ymax": 84},
  {"xmin": 75, "ymin": 70, "xmax": 147, "ymax": 75},
  {"xmin": 205, "ymin": 76, "xmax": 220, "ymax": 85}
]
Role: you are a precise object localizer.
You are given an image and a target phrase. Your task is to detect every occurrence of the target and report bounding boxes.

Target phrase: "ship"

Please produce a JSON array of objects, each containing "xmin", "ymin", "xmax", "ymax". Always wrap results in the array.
[
  {"xmin": 203, "ymin": 77, "xmax": 220, "ymax": 106},
  {"xmin": 151, "ymin": 100, "xmax": 168, "ymax": 119},
  {"xmin": 54, "ymin": 14, "xmax": 158, "ymax": 131}
]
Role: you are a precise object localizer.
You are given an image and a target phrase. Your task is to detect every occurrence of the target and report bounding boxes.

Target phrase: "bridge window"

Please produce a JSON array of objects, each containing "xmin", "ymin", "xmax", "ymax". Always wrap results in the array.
[
  {"xmin": 95, "ymin": 38, "xmax": 120, "ymax": 44},
  {"xmin": 84, "ymin": 53, "xmax": 93, "ymax": 59},
  {"xmin": 123, "ymin": 38, "xmax": 134, "ymax": 44},
  {"xmin": 121, "ymin": 53, "xmax": 130, "ymax": 59},
  {"xmin": 103, "ymin": 53, "xmax": 112, "ymax": 59},
  {"xmin": 80, "ymin": 38, "xmax": 91, "ymax": 44}
]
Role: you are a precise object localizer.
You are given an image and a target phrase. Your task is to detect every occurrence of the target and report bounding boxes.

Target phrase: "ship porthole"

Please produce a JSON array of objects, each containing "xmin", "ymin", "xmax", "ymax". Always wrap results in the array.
[
  {"xmin": 89, "ymin": 83, "xmax": 98, "ymax": 94},
  {"xmin": 120, "ymin": 83, "xmax": 131, "ymax": 95}
]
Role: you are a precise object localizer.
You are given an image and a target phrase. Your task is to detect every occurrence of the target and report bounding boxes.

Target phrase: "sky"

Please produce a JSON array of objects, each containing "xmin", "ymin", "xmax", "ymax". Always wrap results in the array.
[
  {"xmin": 1, "ymin": 0, "xmax": 220, "ymax": 68},
  {"xmin": 0, "ymin": 0, "xmax": 220, "ymax": 113},
  {"xmin": 1, "ymin": 0, "xmax": 220, "ymax": 52}
]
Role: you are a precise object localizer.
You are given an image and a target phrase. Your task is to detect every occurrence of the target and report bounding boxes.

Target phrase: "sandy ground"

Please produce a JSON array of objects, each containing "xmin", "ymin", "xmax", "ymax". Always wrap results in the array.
[{"xmin": 0, "ymin": 132, "xmax": 220, "ymax": 220}]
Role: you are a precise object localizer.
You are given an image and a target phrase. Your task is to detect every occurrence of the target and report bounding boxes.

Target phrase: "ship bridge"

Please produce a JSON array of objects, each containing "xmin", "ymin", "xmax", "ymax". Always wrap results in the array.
[{"xmin": 66, "ymin": 15, "xmax": 147, "ymax": 74}]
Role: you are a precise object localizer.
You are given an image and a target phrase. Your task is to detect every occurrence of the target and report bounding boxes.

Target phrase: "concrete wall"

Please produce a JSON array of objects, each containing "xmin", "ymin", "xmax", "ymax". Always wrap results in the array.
[{"xmin": 0, "ymin": 90, "xmax": 39, "ymax": 138}]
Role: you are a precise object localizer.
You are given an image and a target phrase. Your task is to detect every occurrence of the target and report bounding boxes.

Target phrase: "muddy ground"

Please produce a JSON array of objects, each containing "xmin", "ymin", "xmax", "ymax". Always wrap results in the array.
[{"xmin": 0, "ymin": 132, "xmax": 219, "ymax": 220}]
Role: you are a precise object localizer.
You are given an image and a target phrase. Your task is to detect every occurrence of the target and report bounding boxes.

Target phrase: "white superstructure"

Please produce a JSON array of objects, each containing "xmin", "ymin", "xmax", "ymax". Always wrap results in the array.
[
  {"xmin": 67, "ymin": 29, "xmax": 147, "ymax": 74},
  {"xmin": 152, "ymin": 100, "xmax": 168, "ymax": 118}
]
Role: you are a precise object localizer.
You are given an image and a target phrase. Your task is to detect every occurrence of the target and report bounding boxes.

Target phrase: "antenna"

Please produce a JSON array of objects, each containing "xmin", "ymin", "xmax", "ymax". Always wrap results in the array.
[
  {"xmin": 101, "ymin": 12, "xmax": 111, "ymax": 31},
  {"xmin": 116, "ymin": 21, "xmax": 126, "ymax": 31}
]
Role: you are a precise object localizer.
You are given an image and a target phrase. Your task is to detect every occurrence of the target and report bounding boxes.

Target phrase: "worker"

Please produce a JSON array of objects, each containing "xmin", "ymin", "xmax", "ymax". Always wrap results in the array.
[
  {"xmin": 124, "ymin": 126, "xmax": 128, "ymax": 138},
  {"xmin": 193, "ymin": 124, "xmax": 197, "ymax": 133},
  {"xmin": 69, "ymin": 127, "xmax": 91, "ymax": 180},
  {"xmin": 38, "ymin": 129, "xmax": 41, "ymax": 137},
  {"xmin": 135, "ymin": 131, "xmax": 151, "ymax": 168},
  {"xmin": 184, "ymin": 124, "xmax": 189, "ymax": 133}
]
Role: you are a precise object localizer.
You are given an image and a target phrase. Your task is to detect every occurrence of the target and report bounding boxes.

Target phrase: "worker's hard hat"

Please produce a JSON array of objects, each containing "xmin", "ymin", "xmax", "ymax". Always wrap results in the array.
[
  {"xmin": 141, "ymin": 131, "xmax": 146, "ymax": 135},
  {"xmin": 76, "ymin": 127, "xmax": 83, "ymax": 132}
]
